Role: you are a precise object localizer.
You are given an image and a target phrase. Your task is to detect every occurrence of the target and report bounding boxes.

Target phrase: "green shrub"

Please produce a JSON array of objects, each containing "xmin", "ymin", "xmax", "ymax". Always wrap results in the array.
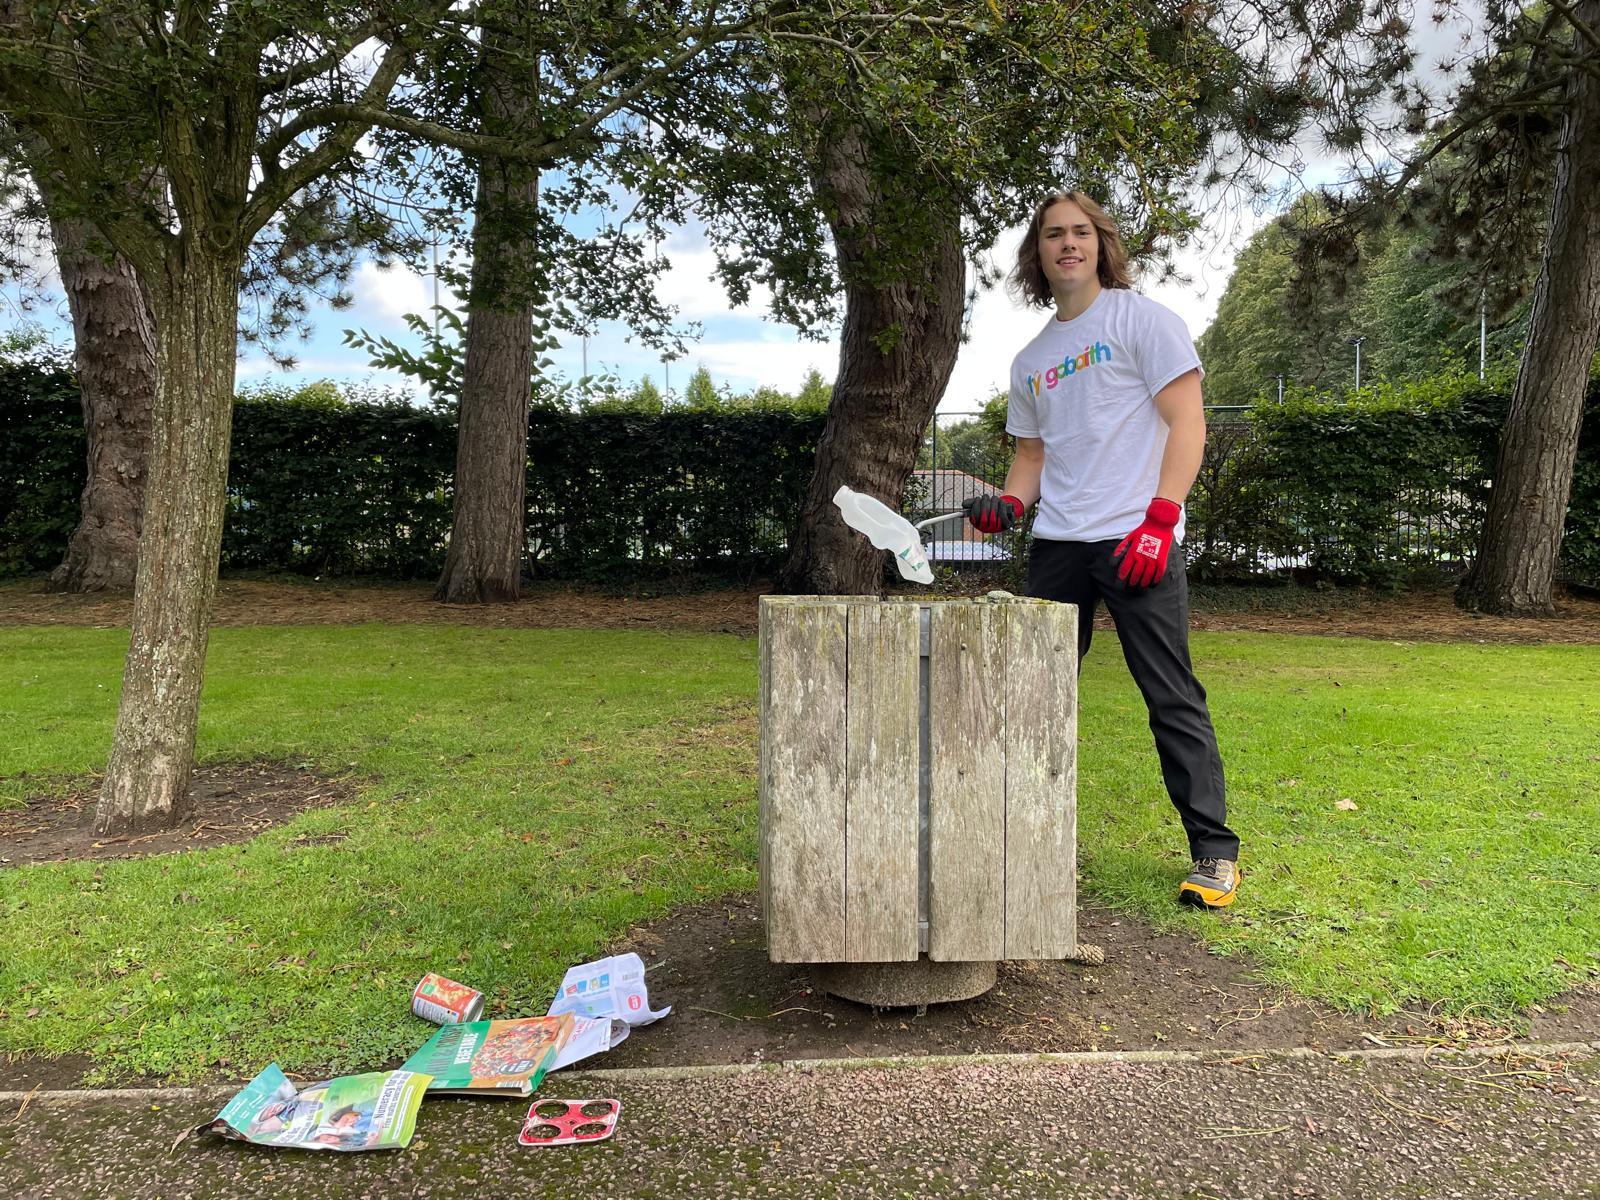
[
  {"xmin": 1184, "ymin": 363, "xmax": 1599, "ymax": 587},
  {"xmin": 0, "ymin": 361, "xmax": 84, "ymax": 576},
  {"xmin": 4, "ymin": 359, "xmax": 1596, "ymax": 588},
  {"xmin": 1, "ymin": 373, "xmax": 824, "ymax": 583}
]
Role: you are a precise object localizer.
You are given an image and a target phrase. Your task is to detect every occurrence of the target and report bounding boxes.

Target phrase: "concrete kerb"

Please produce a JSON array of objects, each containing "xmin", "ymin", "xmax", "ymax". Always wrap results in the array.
[{"xmin": 4, "ymin": 1038, "xmax": 1598, "ymax": 1106}]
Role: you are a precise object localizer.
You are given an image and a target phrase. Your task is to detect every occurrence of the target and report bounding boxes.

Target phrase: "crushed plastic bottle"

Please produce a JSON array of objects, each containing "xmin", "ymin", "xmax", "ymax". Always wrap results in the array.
[{"xmin": 832, "ymin": 485, "xmax": 935, "ymax": 585}]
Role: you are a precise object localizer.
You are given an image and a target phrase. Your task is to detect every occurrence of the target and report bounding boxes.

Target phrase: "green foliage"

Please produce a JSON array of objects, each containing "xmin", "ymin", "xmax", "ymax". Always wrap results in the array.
[
  {"xmin": 1195, "ymin": 218, "xmax": 1310, "ymax": 406},
  {"xmin": 1197, "ymin": 201, "xmax": 1538, "ymax": 405},
  {"xmin": 223, "ymin": 389, "xmax": 457, "ymax": 578},
  {"xmin": 574, "ymin": 368, "xmax": 828, "ymax": 416},
  {"xmin": 526, "ymin": 408, "xmax": 824, "ymax": 582},
  {"xmin": 795, "ymin": 368, "xmax": 832, "ymax": 412},
  {"xmin": 0, "ymin": 359, "xmax": 83, "ymax": 576},
  {"xmin": 8, "ymin": 358, "xmax": 1594, "ymax": 588},
  {"xmin": 578, "ymin": 375, "xmax": 666, "ymax": 415},
  {"xmin": 627, "ymin": 376, "xmax": 666, "ymax": 413},
  {"xmin": 342, "ymin": 305, "xmax": 468, "ymax": 410},
  {"xmin": 1182, "ymin": 366, "xmax": 1600, "ymax": 587},
  {"xmin": 682, "ymin": 0, "xmax": 1341, "ymax": 335},
  {"xmin": 2, "ymin": 365, "xmax": 824, "ymax": 583},
  {"xmin": 683, "ymin": 364, "xmax": 721, "ymax": 411}
]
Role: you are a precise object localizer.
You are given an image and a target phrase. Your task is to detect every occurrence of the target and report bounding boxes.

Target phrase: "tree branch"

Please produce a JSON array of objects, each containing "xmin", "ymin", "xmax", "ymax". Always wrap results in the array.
[
  {"xmin": 244, "ymin": 36, "xmax": 414, "ymax": 240},
  {"xmin": 1372, "ymin": 76, "xmax": 1569, "ymax": 204},
  {"xmin": 258, "ymin": 17, "xmax": 391, "ymax": 95},
  {"xmin": 1542, "ymin": 0, "xmax": 1600, "ymax": 55}
]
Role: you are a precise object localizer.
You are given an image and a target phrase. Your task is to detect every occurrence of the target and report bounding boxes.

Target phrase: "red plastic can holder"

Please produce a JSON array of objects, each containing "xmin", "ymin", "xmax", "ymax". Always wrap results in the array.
[{"xmin": 518, "ymin": 1098, "xmax": 621, "ymax": 1146}]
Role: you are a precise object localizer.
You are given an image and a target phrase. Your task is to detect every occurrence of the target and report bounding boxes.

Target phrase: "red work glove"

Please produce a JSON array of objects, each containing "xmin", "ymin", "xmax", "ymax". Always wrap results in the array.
[
  {"xmin": 1114, "ymin": 498, "xmax": 1182, "ymax": 587},
  {"xmin": 963, "ymin": 494, "xmax": 1024, "ymax": 533}
]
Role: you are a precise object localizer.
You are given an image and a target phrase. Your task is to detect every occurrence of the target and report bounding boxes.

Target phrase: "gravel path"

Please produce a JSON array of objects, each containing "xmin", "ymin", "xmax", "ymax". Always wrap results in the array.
[{"xmin": 3, "ymin": 1049, "xmax": 1597, "ymax": 1199}]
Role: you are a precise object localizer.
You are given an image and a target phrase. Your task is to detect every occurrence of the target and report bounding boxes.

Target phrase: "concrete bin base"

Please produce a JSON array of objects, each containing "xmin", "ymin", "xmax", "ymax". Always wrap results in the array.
[{"xmin": 809, "ymin": 956, "xmax": 998, "ymax": 1008}]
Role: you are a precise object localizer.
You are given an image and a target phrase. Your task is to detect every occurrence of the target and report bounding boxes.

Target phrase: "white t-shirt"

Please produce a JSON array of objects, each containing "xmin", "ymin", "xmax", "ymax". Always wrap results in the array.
[{"xmin": 1006, "ymin": 288, "xmax": 1202, "ymax": 543}]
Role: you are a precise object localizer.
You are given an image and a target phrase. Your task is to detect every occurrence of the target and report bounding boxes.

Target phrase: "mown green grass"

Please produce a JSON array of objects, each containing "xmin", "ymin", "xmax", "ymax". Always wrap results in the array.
[{"xmin": 1, "ymin": 623, "xmax": 1596, "ymax": 1081}]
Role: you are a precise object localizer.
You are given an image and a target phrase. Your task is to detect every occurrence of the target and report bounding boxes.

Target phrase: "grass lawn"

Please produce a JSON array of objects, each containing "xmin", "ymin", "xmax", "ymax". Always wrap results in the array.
[{"xmin": 1, "ymin": 622, "xmax": 1597, "ymax": 1082}]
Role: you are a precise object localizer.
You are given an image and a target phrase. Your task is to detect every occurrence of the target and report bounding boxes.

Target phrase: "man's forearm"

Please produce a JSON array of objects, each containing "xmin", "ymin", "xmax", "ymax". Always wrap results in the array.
[
  {"xmin": 1003, "ymin": 444, "xmax": 1045, "ymax": 509},
  {"xmin": 1155, "ymin": 411, "xmax": 1206, "ymax": 505}
]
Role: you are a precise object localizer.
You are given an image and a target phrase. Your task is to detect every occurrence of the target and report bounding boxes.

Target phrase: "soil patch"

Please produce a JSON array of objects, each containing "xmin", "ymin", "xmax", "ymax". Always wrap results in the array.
[
  {"xmin": 595, "ymin": 894, "xmax": 1600, "ymax": 1069},
  {"xmin": 3, "ymin": 577, "xmax": 1600, "ymax": 644},
  {"xmin": 0, "ymin": 761, "xmax": 361, "ymax": 869}
]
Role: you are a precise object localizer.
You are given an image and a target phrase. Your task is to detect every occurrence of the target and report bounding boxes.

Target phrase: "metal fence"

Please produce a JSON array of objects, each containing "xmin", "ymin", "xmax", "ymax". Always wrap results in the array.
[{"xmin": 907, "ymin": 410, "xmax": 1021, "ymax": 571}]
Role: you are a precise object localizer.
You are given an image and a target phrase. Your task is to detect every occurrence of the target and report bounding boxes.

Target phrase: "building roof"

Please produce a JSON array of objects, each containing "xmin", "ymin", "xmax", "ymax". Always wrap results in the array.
[{"xmin": 909, "ymin": 468, "xmax": 1000, "ymax": 511}]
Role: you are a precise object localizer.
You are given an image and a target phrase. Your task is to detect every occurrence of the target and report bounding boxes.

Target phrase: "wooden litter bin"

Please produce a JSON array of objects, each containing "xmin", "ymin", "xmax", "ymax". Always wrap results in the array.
[{"xmin": 758, "ymin": 594, "xmax": 1080, "ymax": 1006}]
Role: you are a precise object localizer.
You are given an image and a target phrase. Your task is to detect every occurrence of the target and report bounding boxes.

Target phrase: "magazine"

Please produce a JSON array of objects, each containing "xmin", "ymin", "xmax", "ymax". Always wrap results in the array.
[
  {"xmin": 200, "ymin": 1063, "xmax": 431, "ymax": 1152},
  {"xmin": 400, "ymin": 1014, "xmax": 575, "ymax": 1096}
]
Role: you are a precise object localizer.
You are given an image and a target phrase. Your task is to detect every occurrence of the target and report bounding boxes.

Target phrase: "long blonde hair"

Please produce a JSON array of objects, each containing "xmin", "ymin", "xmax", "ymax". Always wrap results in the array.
[{"xmin": 1008, "ymin": 191, "xmax": 1133, "ymax": 306}]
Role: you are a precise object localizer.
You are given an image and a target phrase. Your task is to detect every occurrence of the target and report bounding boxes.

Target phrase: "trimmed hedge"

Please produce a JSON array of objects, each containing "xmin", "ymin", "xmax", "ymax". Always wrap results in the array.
[
  {"xmin": 225, "ymin": 393, "xmax": 456, "ymax": 578},
  {"xmin": 3, "ymin": 362, "xmax": 1596, "ymax": 587},
  {"xmin": 1186, "ymin": 366, "xmax": 1600, "ymax": 587},
  {"xmin": 227, "ymin": 393, "xmax": 826, "ymax": 581},
  {"xmin": 3, "ymin": 379, "xmax": 824, "ymax": 582},
  {"xmin": 0, "ymin": 362, "xmax": 84, "ymax": 577}
]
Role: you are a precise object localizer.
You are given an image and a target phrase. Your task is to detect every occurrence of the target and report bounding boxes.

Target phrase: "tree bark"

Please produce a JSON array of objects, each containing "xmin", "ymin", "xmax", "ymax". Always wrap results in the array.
[
  {"xmin": 94, "ymin": 241, "xmax": 240, "ymax": 837},
  {"xmin": 1457, "ymin": 0, "xmax": 1600, "ymax": 616},
  {"xmin": 435, "ymin": 25, "xmax": 538, "ymax": 605},
  {"xmin": 43, "ymin": 207, "xmax": 156, "ymax": 593},
  {"xmin": 777, "ymin": 122, "xmax": 966, "ymax": 595}
]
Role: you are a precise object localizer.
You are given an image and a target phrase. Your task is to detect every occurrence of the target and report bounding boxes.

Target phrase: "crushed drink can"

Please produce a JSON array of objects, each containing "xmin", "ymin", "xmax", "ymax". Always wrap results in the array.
[{"xmin": 411, "ymin": 972, "xmax": 485, "ymax": 1025}]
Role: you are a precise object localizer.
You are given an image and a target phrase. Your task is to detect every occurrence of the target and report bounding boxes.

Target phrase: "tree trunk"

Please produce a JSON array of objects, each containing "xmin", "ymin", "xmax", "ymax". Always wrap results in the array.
[
  {"xmin": 1457, "ymin": 1, "xmax": 1600, "ymax": 616},
  {"xmin": 44, "ymin": 208, "xmax": 156, "ymax": 593},
  {"xmin": 95, "ymin": 242, "xmax": 240, "ymax": 837},
  {"xmin": 777, "ymin": 123, "xmax": 966, "ymax": 595},
  {"xmin": 435, "ymin": 26, "xmax": 538, "ymax": 605}
]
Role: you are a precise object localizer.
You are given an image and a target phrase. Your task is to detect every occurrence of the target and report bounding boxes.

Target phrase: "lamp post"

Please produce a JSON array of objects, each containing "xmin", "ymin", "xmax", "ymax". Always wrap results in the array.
[
  {"xmin": 1347, "ymin": 336, "xmax": 1365, "ymax": 391},
  {"xmin": 1275, "ymin": 373, "xmax": 1285, "ymax": 404},
  {"xmin": 431, "ymin": 239, "xmax": 438, "ymax": 335},
  {"xmin": 1479, "ymin": 289, "xmax": 1487, "ymax": 380}
]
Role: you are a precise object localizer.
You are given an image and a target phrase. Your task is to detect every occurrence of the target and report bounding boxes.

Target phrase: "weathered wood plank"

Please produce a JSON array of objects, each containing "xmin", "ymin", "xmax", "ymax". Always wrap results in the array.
[
  {"xmin": 844, "ymin": 602, "xmax": 921, "ymax": 962},
  {"xmin": 927, "ymin": 602, "xmax": 1006, "ymax": 961},
  {"xmin": 759, "ymin": 598, "xmax": 850, "ymax": 961},
  {"xmin": 1003, "ymin": 600, "xmax": 1078, "ymax": 959}
]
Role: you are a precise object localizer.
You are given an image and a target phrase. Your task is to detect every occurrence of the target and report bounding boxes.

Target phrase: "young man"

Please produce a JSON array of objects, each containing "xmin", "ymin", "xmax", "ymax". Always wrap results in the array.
[{"xmin": 964, "ymin": 191, "xmax": 1241, "ymax": 908}]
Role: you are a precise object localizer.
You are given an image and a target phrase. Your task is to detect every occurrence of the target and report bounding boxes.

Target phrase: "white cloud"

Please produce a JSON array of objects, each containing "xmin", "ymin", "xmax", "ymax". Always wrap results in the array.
[
  {"xmin": 349, "ymin": 259, "xmax": 433, "ymax": 324},
  {"xmin": 652, "ymin": 244, "xmax": 772, "ymax": 320},
  {"xmin": 687, "ymin": 337, "xmax": 837, "ymax": 389}
]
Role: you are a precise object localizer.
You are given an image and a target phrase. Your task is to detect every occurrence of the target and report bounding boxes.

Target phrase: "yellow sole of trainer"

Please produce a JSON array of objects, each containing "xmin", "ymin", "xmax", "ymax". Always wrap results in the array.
[{"xmin": 1178, "ymin": 880, "xmax": 1239, "ymax": 909}]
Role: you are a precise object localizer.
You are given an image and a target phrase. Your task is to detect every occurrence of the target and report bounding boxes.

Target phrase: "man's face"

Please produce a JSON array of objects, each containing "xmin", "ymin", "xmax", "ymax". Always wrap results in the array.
[{"xmin": 1038, "ymin": 200, "xmax": 1099, "ymax": 291}]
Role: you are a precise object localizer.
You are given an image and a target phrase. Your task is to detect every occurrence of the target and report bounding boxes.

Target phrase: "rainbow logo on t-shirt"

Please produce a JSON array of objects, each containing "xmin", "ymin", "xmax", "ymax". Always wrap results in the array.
[{"xmin": 1026, "ymin": 341, "xmax": 1112, "ymax": 397}]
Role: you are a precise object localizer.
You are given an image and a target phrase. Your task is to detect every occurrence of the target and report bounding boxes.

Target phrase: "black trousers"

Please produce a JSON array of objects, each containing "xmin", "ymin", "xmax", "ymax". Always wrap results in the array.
[{"xmin": 1026, "ymin": 538, "xmax": 1239, "ymax": 862}]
